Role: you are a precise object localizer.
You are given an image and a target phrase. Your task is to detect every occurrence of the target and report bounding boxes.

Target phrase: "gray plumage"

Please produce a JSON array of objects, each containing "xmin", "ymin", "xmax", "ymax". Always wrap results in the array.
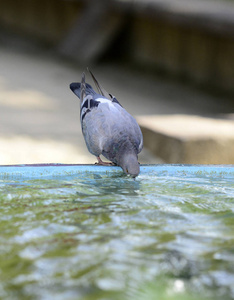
[{"xmin": 70, "ymin": 71, "xmax": 143, "ymax": 177}]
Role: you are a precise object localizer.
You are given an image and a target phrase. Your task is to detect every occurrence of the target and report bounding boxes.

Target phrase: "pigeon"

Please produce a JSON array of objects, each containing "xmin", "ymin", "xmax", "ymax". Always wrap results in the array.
[{"xmin": 70, "ymin": 70, "xmax": 143, "ymax": 177}]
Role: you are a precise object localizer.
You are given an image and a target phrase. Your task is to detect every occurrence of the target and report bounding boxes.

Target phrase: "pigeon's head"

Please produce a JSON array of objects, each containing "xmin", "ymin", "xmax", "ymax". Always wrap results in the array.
[{"xmin": 120, "ymin": 153, "xmax": 140, "ymax": 178}]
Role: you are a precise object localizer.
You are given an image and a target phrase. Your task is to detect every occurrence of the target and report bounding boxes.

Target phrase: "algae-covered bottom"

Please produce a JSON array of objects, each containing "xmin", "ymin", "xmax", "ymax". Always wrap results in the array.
[{"xmin": 0, "ymin": 165, "xmax": 234, "ymax": 300}]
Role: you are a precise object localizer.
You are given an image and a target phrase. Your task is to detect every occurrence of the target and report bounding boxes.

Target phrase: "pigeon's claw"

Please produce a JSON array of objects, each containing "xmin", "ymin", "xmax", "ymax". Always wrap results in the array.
[{"xmin": 95, "ymin": 156, "xmax": 114, "ymax": 166}]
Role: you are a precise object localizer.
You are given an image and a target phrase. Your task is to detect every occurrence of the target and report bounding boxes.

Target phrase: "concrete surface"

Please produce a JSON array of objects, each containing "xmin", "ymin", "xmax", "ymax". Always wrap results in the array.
[
  {"xmin": 138, "ymin": 115, "xmax": 234, "ymax": 164},
  {"xmin": 0, "ymin": 43, "xmax": 233, "ymax": 165},
  {"xmin": 1, "ymin": 164, "xmax": 234, "ymax": 179}
]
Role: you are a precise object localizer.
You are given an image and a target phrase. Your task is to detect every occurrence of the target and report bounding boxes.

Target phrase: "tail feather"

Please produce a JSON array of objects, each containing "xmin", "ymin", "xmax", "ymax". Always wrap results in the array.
[
  {"xmin": 87, "ymin": 68, "xmax": 111, "ymax": 100},
  {"xmin": 80, "ymin": 72, "xmax": 86, "ymax": 108},
  {"xmin": 70, "ymin": 70, "xmax": 110, "ymax": 106},
  {"xmin": 70, "ymin": 73, "xmax": 97, "ymax": 106}
]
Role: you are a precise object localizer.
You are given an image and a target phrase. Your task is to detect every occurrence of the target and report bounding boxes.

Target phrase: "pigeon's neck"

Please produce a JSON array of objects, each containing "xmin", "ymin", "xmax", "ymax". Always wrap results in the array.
[
  {"xmin": 117, "ymin": 141, "xmax": 138, "ymax": 165},
  {"xmin": 118, "ymin": 149, "xmax": 137, "ymax": 163}
]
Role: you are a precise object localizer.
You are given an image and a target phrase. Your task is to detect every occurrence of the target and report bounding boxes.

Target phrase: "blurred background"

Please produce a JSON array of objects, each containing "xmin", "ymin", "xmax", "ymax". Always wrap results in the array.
[{"xmin": 0, "ymin": 0, "xmax": 233, "ymax": 165}]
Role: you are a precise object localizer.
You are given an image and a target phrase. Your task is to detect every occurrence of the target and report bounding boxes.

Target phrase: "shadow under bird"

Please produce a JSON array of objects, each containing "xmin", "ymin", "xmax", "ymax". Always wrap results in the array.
[{"xmin": 70, "ymin": 70, "xmax": 143, "ymax": 177}]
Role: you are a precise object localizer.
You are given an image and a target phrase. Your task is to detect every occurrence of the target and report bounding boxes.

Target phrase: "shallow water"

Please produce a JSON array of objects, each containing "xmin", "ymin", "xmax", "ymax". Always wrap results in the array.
[{"xmin": 0, "ymin": 166, "xmax": 234, "ymax": 300}]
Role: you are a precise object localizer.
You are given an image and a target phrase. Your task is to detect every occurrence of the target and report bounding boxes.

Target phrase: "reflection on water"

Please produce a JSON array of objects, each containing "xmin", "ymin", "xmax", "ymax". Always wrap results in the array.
[{"xmin": 0, "ymin": 170, "xmax": 234, "ymax": 300}]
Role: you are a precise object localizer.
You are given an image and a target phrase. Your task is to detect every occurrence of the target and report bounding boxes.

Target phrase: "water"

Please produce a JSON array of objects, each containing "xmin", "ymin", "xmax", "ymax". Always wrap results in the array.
[{"xmin": 0, "ymin": 165, "xmax": 234, "ymax": 300}]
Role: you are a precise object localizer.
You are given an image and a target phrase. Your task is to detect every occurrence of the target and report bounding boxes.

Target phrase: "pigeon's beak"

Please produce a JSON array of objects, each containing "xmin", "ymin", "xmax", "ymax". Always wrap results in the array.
[
  {"xmin": 131, "ymin": 174, "xmax": 137, "ymax": 180},
  {"xmin": 125, "ymin": 168, "xmax": 138, "ymax": 179}
]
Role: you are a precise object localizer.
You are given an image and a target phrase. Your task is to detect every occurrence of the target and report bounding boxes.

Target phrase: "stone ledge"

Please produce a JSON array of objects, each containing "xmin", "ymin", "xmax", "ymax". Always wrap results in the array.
[{"xmin": 137, "ymin": 115, "xmax": 234, "ymax": 164}]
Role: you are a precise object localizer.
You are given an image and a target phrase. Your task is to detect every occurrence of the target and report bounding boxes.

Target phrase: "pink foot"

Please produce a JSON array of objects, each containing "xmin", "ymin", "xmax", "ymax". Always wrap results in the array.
[{"xmin": 95, "ymin": 156, "xmax": 114, "ymax": 166}]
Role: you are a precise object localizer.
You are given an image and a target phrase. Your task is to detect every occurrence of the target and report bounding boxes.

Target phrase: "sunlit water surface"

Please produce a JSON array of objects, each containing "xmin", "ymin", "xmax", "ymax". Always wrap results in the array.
[{"xmin": 0, "ymin": 168, "xmax": 234, "ymax": 300}]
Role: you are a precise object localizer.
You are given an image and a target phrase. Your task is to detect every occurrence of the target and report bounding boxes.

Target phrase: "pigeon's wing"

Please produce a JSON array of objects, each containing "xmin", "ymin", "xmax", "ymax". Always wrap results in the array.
[
  {"xmin": 113, "ymin": 106, "xmax": 143, "ymax": 154},
  {"xmin": 80, "ymin": 95, "xmax": 113, "ymax": 157}
]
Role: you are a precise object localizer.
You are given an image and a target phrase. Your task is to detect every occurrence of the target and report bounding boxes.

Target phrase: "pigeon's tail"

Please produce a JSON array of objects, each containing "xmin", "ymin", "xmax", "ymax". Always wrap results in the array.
[
  {"xmin": 70, "ymin": 72, "xmax": 98, "ymax": 107},
  {"xmin": 80, "ymin": 72, "xmax": 86, "ymax": 106},
  {"xmin": 70, "ymin": 82, "xmax": 81, "ymax": 99},
  {"xmin": 84, "ymin": 83, "xmax": 98, "ymax": 97},
  {"xmin": 88, "ymin": 68, "xmax": 111, "ymax": 100}
]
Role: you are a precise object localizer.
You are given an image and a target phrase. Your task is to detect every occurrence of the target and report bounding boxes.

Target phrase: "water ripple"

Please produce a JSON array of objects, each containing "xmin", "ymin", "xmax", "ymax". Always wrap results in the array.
[{"xmin": 0, "ymin": 171, "xmax": 233, "ymax": 300}]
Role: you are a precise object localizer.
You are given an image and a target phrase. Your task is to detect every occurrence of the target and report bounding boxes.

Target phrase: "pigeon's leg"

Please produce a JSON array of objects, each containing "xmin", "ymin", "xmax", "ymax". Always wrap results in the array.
[{"xmin": 95, "ymin": 156, "xmax": 114, "ymax": 166}]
